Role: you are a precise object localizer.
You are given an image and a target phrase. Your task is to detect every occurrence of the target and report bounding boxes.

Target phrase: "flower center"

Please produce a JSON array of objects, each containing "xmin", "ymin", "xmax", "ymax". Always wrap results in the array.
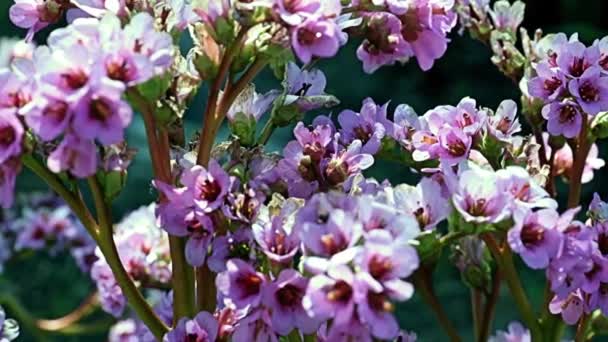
[
  {"xmin": 520, "ymin": 224, "xmax": 544, "ymax": 248},
  {"xmin": 467, "ymin": 198, "xmax": 488, "ymax": 217},
  {"xmin": 369, "ymin": 255, "xmax": 393, "ymax": 280},
  {"xmin": 327, "ymin": 280, "xmax": 353, "ymax": 303},
  {"xmin": 62, "ymin": 69, "xmax": 89, "ymax": 90},
  {"xmin": 107, "ymin": 57, "xmax": 136, "ymax": 83},
  {"xmin": 90, "ymin": 99, "xmax": 113, "ymax": 122},
  {"xmin": 569, "ymin": 57, "xmax": 589, "ymax": 77},
  {"xmin": 276, "ymin": 284, "xmax": 302, "ymax": 307},
  {"xmin": 579, "ymin": 82, "xmax": 600, "ymax": 102},
  {"xmin": 400, "ymin": 9, "xmax": 423, "ymax": 42},
  {"xmin": 0, "ymin": 126, "xmax": 16, "ymax": 146},
  {"xmin": 544, "ymin": 77, "xmax": 562, "ymax": 94},
  {"xmin": 236, "ymin": 273, "xmax": 263, "ymax": 297},
  {"xmin": 559, "ymin": 104, "xmax": 578, "ymax": 123},
  {"xmin": 367, "ymin": 292, "xmax": 394, "ymax": 312},
  {"xmin": 197, "ymin": 179, "xmax": 221, "ymax": 202},
  {"xmin": 447, "ymin": 139, "xmax": 467, "ymax": 157},
  {"xmin": 298, "ymin": 27, "xmax": 322, "ymax": 45},
  {"xmin": 45, "ymin": 101, "xmax": 69, "ymax": 122}
]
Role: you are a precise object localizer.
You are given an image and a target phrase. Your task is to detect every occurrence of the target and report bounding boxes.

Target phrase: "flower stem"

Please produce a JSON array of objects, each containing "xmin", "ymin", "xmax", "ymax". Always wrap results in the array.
[
  {"xmin": 21, "ymin": 154, "xmax": 99, "ymax": 241},
  {"xmin": 471, "ymin": 289, "xmax": 482, "ymax": 341},
  {"xmin": 575, "ymin": 313, "xmax": 592, "ymax": 342},
  {"xmin": 413, "ymin": 268, "xmax": 462, "ymax": 342},
  {"xmin": 481, "ymin": 234, "xmax": 542, "ymax": 340},
  {"xmin": 130, "ymin": 88, "xmax": 195, "ymax": 320},
  {"xmin": 567, "ymin": 115, "xmax": 592, "ymax": 209},
  {"xmin": 88, "ymin": 177, "xmax": 169, "ymax": 339},
  {"xmin": 478, "ymin": 269, "xmax": 501, "ymax": 342},
  {"xmin": 257, "ymin": 119, "xmax": 276, "ymax": 146}
]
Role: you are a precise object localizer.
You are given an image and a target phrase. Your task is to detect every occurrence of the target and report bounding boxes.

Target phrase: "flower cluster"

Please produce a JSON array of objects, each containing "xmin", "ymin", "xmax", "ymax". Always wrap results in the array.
[
  {"xmin": 0, "ymin": 192, "xmax": 97, "ymax": 273},
  {"xmin": 0, "ymin": 11, "xmax": 173, "ymax": 208},
  {"xmin": 355, "ymin": 0, "xmax": 458, "ymax": 73},
  {"xmin": 528, "ymin": 33, "xmax": 608, "ymax": 138},
  {"xmin": 210, "ymin": 188, "xmax": 421, "ymax": 341},
  {"xmin": 91, "ymin": 204, "xmax": 171, "ymax": 317}
]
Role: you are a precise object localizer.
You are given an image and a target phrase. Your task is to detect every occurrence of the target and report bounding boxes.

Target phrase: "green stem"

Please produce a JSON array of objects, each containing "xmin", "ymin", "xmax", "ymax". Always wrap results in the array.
[
  {"xmin": 21, "ymin": 154, "xmax": 99, "ymax": 241},
  {"xmin": 413, "ymin": 269, "xmax": 462, "ymax": 342},
  {"xmin": 482, "ymin": 234, "xmax": 542, "ymax": 340},
  {"xmin": 257, "ymin": 119, "xmax": 276, "ymax": 146},
  {"xmin": 88, "ymin": 177, "xmax": 169, "ymax": 339},
  {"xmin": 303, "ymin": 334, "xmax": 317, "ymax": 342}
]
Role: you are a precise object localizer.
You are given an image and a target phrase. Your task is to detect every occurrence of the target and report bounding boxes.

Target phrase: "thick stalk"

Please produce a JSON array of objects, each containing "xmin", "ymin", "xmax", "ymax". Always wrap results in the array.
[
  {"xmin": 195, "ymin": 57, "xmax": 268, "ymax": 312},
  {"xmin": 413, "ymin": 269, "xmax": 462, "ymax": 342},
  {"xmin": 575, "ymin": 313, "xmax": 591, "ymax": 342},
  {"xmin": 481, "ymin": 234, "xmax": 542, "ymax": 340},
  {"xmin": 131, "ymin": 89, "xmax": 196, "ymax": 320},
  {"xmin": 567, "ymin": 115, "xmax": 591, "ymax": 209},
  {"xmin": 471, "ymin": 289, "xmax": 482, "ymax": 341},
  {"xmin": 88, "ymin": 177, "xmax": 168, "ymax": 339}
]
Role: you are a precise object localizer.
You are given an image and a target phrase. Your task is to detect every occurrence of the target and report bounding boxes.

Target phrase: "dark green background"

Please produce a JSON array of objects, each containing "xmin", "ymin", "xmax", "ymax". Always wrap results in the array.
[{"xmin": 2, "ymin": 0, "xmax": 608, "ymax": 340}]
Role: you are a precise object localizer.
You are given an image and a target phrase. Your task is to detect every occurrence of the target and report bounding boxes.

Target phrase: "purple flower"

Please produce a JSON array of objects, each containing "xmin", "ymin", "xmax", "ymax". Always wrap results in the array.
[
  {"xmin": 549, "ymin": 290, "xmax": 586, "ymax": 325},
  {"xmin": 489, "ymin": 321, "xmax": 530, "ymax": 342},
  {"xmin": 291, "ymin": 17, "xmax": 341, "ymax": 63},
  {"xmin": 589, "ymin": 193, "xmax": 608, "ymax": 224},
  {"xmin": 72, "ymin": 78, "xmax": 132, "ymax": 145},
  {"xmin": 91, "ymin": 261, "xmax": 126, "ymax": 317},
  {"xmin": 452, "ymin": 167, "xmax": 510, "ymax": 224},
  {"xmin": 398, "ymin": 0, "xmax": 457, "ymax": 71},
  {"xmin": 496, "ymin": 166, "xmax": 557, "ymax": 210},
  {"xmin": 541, "ymin": 100, "xmax": 583, "ymax": 138},
  {"xmin": 528, "ymin": 62, "xmax": 567, "ymax": 101},
  {"xmin": 568, "ymin": 67, "xmax": 608, "ymax": 115},
  {"xmin": 436, "ymin": 126, "xmax": 471, "ymax": 165},
  {"xmin": 299, "ymin": 206, "xmax": 362, "ymax": 258},
  {"xmin": 22, "ymin": 85, "xmax": 71, "ymax": 141},
  {"xmin": 557, "ymin": 41, "xmax": 599, "ymax": 78},
  {"xmin": 9, "ymin": 0, "xmax": 61, "ymax": 41},
  {"xmin": 356, "ymin": 12, "xmax": 412, "ymax": 74},
  {"xmin": 0, "ymin": 158, "xmax": 21, "ymax": 209},
  {"xmin": 274, "ymin": 0, "xmax": 321, "ymax": 26},
  {"xmin": 180, "ymin": 160, "xmax": 231, "ymax": 214},
  {"xmin": 338, "ymin": 98, "xmax": 388, "ymax": 155},
  {"xmin": 508, "ymin": 209, "xmax": 564, "ymax": 269},
  {"xmin": 355, "ymin": 229, "xmax": 418, "ymax": 298},
  {"xmin": 216, "ymin": 259, "xmax": 266, "ymax": 310},
  {"xmin": 487, "ymin": 99, "xmax": 522, "ymax": 141},
  {"xmin": 354, "ymin": 274, "xmax": 399, "ymax": 340},
  {"xmin": 253, "ymin": 216, "xmax": 300, "ymax": 265},
  {"xmin": 284, "ymin": 62, "xmax": 331, "ymax": 112},
  {"xmin": 47, "ymin": 134, "xmax": 98, "ymax": 178},
  {"xmin": 231, "ymin": 309, "xmax": 278, "ymax": 342},
  {"xmin": 122, "ymin": 13, "xmax": 174, "ymax": 72},
  {"xmin": 388, "ymin": 104, "xmax": 421, "ymax": 149},
  {"xmin": 303, "ymin": 264, "xmax": 357, "ymax": 327},
  {"xmin": 324, "ymin": 140, "xmax": 374, "ymax": 187},
  {"xmin": 0, "ymin": 109, "xmax": 23, "ymax": 164},
  {"xmin": 184, "ymin": 214, "xmax": 214, "ymax": 267},
  {"xmin": 208, "ymin": 229, "xmax": 254, "ymax": 273},
  {"xmin": 263, "ymin": 269, "xmax": 321, "ymax": 335},
  {"xmin": 163, "ymin": 312, "xmax": 218, "ymax": 342},
  {"xmin": 393, "ymin": 177, "xmax": 450, "ymax": 230}
]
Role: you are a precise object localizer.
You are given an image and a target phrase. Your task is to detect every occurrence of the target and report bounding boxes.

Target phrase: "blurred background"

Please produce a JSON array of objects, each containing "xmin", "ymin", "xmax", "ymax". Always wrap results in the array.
[{"xmin": 2, "ymin": 0, "xmax": 608, "ymax": 340}]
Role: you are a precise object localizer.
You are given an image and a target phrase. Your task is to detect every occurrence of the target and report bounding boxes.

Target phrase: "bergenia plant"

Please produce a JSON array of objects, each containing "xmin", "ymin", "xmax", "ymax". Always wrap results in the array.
[{"xmin": 1, "ymin": 0, "xmax": 608, "ymax": 341}]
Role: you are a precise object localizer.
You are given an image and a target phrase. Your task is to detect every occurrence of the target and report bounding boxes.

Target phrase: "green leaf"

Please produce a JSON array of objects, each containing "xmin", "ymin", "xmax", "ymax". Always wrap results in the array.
[
  {"xmin": 136, "ymin": 73, "xmax": 172, "ymax": 103},
  {"xmin": 229, "ymin": 112, "xmax": 257, "ymax": 147}
]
